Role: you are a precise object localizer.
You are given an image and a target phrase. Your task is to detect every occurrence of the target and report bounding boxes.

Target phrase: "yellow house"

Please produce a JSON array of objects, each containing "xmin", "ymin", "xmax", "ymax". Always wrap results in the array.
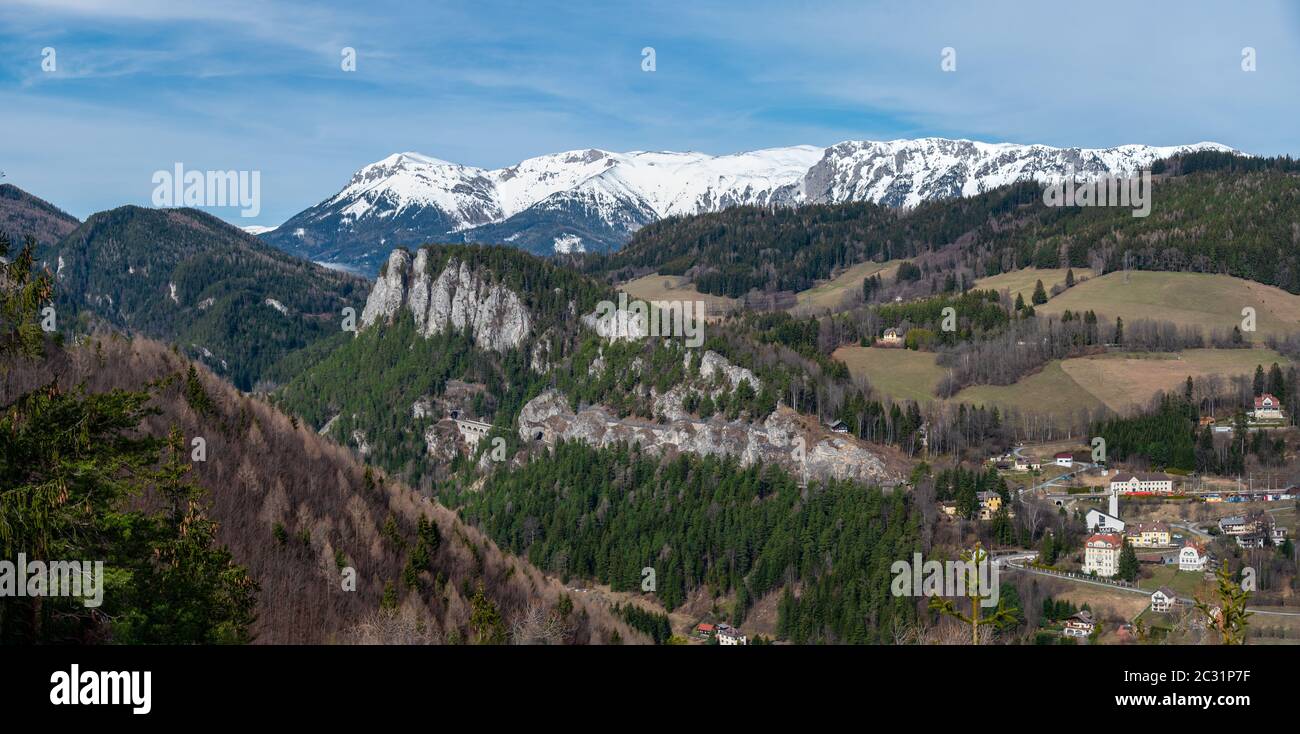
[
  {"xmin": 976, "ymin": 491, "xmax": 1003, "ymax": 520},
  {"xmin": 1126, "ymin": 522, "xmax": 1171, "ymax": 548}
]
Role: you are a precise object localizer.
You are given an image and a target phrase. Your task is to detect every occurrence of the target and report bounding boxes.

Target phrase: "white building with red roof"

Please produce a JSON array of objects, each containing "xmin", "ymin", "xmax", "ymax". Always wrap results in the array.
[
  {"xmin": 1254, "ymin": 393, "xmax": 1284, "ymax": 421},
  {"xmin": 1083, "ymin": 533, "xmax": 1123, "ymax": 577},
  {"xmin": 1178, "ymin": 540, "xmax": 1207, "ymax": 572}
]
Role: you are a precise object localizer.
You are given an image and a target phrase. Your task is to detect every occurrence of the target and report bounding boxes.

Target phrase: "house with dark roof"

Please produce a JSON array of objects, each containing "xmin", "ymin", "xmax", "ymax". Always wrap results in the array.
[
  {"xmin": 1062, "ymin": 610, "xmax": 1096, "ymax": 637},
  {"xmin": 1150, "ymin": 587, "xmax": 1176, "ymax": 613}
]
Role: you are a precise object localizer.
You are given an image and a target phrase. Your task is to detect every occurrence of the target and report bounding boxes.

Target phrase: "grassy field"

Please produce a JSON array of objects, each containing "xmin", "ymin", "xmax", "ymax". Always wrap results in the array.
[
  {"xmin": 975, "ymin": 267, "xmax": 1095, "ymax": 303},
  {"xmin": 833, "ymin": 347, "xmax": 1103, "ymax": 417},
  {"xmin": 1038, "ymin": 271, "xmax": 1300, "ymax": 341},
  {"xmin": 1052, "ymin": 584, "xmax": 1150, "ymax": 621},
  {"xmin": 835, "ymin": 344, "xmax": 1289, "ymax": 418},
  {"xmin": 791, "ymin": 260, "xmax": 903, "ymax": 315},
  {"xmin": 954, "ymin": 361, "xmax": 1105, "ymax": 419},
  {"xmin": 618, "ymin": 274, "xmax": 740, "ymax": 320},
  {"xmin": 1138, "ymin": 565, "xmax": 1211, "ymax": 597},
  {"xmin": 831, "ymin": 346, "xmax": 946, "ymax": 403},
  {"xmin": 1061, "ymin": 347, "xmax": 1290, "ymax": 413}
]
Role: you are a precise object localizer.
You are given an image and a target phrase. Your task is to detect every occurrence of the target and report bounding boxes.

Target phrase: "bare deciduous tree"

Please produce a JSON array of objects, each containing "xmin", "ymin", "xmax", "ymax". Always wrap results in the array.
[{"xmin": 509, "ymin": 604, "xmax": 571, "ymax": 645}]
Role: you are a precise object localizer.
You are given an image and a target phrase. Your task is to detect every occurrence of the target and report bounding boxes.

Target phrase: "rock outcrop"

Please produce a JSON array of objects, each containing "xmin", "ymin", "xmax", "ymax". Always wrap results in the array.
[
  {"xmin": 694, "ymin": 350, "xmax": 759, "ymax": 391},
  {"xmin": 360, "ymin": 248, "xmax": 532, "ymax": 353},
  {"xmin": 652, "ymin": 350, "xmax": 761, "ymax": 422},
  {"xmin": 518, "ymin": 389, "xmax": 898, "ymax": 486}
]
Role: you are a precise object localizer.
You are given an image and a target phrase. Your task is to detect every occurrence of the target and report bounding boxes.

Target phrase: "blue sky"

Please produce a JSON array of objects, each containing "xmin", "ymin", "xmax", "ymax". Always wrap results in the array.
[{"xmin": 2, "ymin": 0, "xmax": 1298, "ymax": 226}]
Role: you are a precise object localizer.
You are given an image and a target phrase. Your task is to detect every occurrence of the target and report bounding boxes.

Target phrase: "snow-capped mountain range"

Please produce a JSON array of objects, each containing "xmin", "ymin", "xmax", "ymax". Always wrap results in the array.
[{"xmin": 260, "ymin": 138, "xmax": 1233, "ymax": 275}]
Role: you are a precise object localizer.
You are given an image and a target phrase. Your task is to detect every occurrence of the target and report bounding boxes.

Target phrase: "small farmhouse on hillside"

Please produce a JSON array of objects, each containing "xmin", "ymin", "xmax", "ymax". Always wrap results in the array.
[
  {"xmin": 1062, "ymin": 611, "xmax": 1096, "ymax": 637},
  {"xmin": 1150, "ymin": 587, "xmax": 1176, "ymax": 613},
  {"xmin": 1253, "ymin": 393, "xmax": 1284, "ymax": 421},
  {"xmin": 716, "ymin": 623, "xmax": 748, "ymax": 646},
  {"xmin": 877, "ymin": 327, "xmax": 904, "ymax": 347}
]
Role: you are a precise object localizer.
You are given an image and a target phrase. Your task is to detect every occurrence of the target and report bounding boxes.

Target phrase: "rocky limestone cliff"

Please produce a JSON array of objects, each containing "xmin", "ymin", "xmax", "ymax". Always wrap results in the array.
[
  {"xmin": 652, "ymin": 350, "xmax": 761, "ymax": 422},
  {"xmin": 518, "ymin": 389, "xmax": 898, "ymax": 486},
  {"xmin": 360, "ymin": 248, "xmax": 532, "ymax": 353}
]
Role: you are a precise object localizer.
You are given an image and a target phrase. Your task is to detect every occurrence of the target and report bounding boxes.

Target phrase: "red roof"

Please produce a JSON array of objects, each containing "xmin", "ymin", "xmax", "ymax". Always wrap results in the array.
[
  {"xmin": 1054, "ymin": 452, "xmax": 1074, "ymax": 459},
  {"xmin": 1086, "ymin": 533, "xmax": 1123, "ymax": 548},
  {"xmin": 697, "ymin": 623, "xmax": 716, "ymax": 633},
  {"xmin": 1255, "ymin": 393, "xmax": 1279, "ymax": 409}
]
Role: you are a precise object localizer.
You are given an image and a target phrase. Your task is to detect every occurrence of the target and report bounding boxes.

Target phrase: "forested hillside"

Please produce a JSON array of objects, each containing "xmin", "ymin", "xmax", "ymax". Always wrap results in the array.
[
  {"xmin": 0, "ymin": 184, "xmax": 80, "ymax": 248},
  {"xmin": 583, "ymin": 181, "xmax": 1041, "ymax": 296},
  {"xmin": 38, "ymin": 205, "xmax": 368, "ymax": 390},
  {"xmin": 444, "ymin": 440, "xmax": 924, "ymax": 643},
  {"xmin": 1, "ymin": 230, "xmax": 635, "ymax": 644},
  {"xmin": 3, "ymin": 335, "xmax": 638, "ymax": 644},
  {"xmin": 584, "ymin": 152, "xmax": 1300, "ymax": 297}
]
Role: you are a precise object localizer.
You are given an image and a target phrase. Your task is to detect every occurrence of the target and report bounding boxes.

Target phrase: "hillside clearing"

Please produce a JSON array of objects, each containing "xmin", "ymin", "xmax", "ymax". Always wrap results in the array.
[
  {"xmin": 975, "ymin": 267, "xmax": 1095, "ymax": 303},
  {"xmin": 792, "ymin": 259, "xmax": 903, "ymax": 315},
  {"xmin": 835, "ymin": 344, "xmax": 1284, "ymax": 420},
  {"xmin": 618, "ymin": 273, "xmax": 740, "ymax": 319},
  {"xmin": 1038, "ymin": 271, "xmax": 1300, "ymax": 341},
  {"xmin": 954, "ymin": 360, "xmax": 1105, "ymax": 419},
  {"xmin": 831, "ymin": 346, "xmax": 946, "ymax": 403},
  {"xmin": 1061, "ymin": 347, "xmax": 1290, "ymax": 414}
]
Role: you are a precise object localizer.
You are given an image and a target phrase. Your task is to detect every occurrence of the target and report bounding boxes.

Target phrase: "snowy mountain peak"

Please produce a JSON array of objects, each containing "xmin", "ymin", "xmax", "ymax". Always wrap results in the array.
[{"xmin": 263, "ymin": 137, "xmax": 1235, "ymax": 274}]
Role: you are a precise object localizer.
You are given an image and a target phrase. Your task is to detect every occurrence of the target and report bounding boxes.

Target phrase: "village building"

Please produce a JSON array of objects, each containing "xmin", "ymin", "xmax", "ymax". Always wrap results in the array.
[
  {"xmin": 1053, "ymin": 451, "xmax": 1075, "ymax": 467},
  {"xmin": 716, "ymin": 623, "xmax": 748, "ymax": 646},
  {"xmin": 1150, "ymin": 587, "xmax": 1176, "ymax": 613},
  {"xmin": 1253, "ymin": 393, "xmax": 1285, "ymax": 422},
  {"xmin": 975, "ymin": 491, "xmax": 1003, "ymax": 520},
  {"xmin": 1109, "ymin": 472, "xmax": 1174, "ymax": 495},
  {"xmin": 1218, "ymin": 514, "xmax": 1252, "ymax": 535},
  {"xmin": 878, "ymin": 327, "xmax": 904, "ymax": 346},
  {"xmin": 1083, "ymin": 533, "xmax": 1123, "ymax": 577},
  {"xmin": 1178, "ymin": 541, "xmax": 1207, "ymax": 572},
  {"xmin": 1222, "ymin": 511, "xmax": 1285, "ymax": 548},
  {"xmin": 1085, "ymin": 490, "xmax": 1125, "ymax": 535},
  {"xmin": 1062, "ymin": 610, "xmax": 1096, "ymax": 637},
  {"xmin": 1125, "ymin": 522, "xmax": 1172, "ymax": 548},
  {"xmin": 1085, "ymin": 508, "xmax": 1125, "ymax": 534},
  {"xmin": 1238, "ymin": 523, "xmax": 1288, "ymax": 549}
]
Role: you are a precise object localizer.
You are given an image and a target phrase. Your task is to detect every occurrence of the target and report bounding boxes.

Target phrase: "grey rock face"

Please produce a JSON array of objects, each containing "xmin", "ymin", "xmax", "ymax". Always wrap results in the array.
[
  {"xmin": 360, "ymin": 248, "xmax": 533, "ymax": 355},
  {"xmin": 518, "ymin": 389, "xmax": 898, "ymax": 486}
]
